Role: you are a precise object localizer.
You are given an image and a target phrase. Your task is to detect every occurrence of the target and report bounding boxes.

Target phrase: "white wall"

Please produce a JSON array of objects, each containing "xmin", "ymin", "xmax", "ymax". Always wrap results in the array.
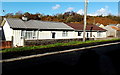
[
  {"xmin": 37, "ymin": 31, "xmax": 106, "ymax": 40},
  {"xmin": 72, "ymin": 31, "xmax": 106, "ymax": 39},
  {"xmin": 3, "ymin": 20, "xmax": 24, "ymax": 47},
  {"xmin": 14, "ymin": 30, "xmax": 106, "ymax": 47},
  {"xmin": 3, "ymin": 27, "xmax": 106, "ymax": 47},
  {"xmin": 3, "ymin": 20, "xmax": 13, "ymax": 41},
  {"xmin": 99, "ymin": 32, "xmax": 106, "ymax": 38},
  {"xmin": 13, "ymin": 30, "xmax": 24, "ymax": 47},
  {"xmin": 38, "ymin": 31, "xmax": 52, "ymax": 39},
  {"xmin": 90, "ymin": 31, "xmax": 106, "ymax": 38},
  {"xmin": 37, "ymin": 31, "xmax": 77, "ymax": 39},
  {"xmin": 54, "ymin": 31, "xmax": 76, "ymax": 39}
]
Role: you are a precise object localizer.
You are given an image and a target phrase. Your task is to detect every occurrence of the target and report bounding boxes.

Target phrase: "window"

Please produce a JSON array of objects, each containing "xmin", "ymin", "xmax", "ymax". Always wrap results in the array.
[
  {"xmin": 32, "ymin": 31, "xmax": 36, "ymax": 38},
  {"xmin": 21, "ymin": 30, "xmax": 24, "ymax": 37},
  {"xmin": 97, "ymin": 31, "xmax": 102, "ymax": 37},
  {"xmin": 78, "ymin": 32, "xmax": 82, "ymax": 36},
  {"xmin": 21, "ymin": 30, "xmax": 26, "ymax": 39},
  {"xmin": 26, "ymin": 31, "xmax": 33, "ymax": 39},
  {"xmin": 62, "ymin": 31, "xmax": 68, "ymax": 37},
  {"xmin": 21, "ymin": 30, "xmax": 36, "ymax": 39}
]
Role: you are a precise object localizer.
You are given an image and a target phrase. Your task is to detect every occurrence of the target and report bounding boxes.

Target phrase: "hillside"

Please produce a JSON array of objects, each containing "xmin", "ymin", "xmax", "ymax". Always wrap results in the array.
[
  {"xmin": 87, "ymin": 17, "xmax": 119, "ymax": 25},
  {"xmin": 1, "ymin": 11, "xmax": 120, "ymax": 26}
]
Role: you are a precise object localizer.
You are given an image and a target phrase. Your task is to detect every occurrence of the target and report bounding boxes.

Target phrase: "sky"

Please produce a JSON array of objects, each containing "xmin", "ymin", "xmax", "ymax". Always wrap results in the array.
[
  {"xmin": 0, "ymin": 2, "xmax": 119, "ymax": 16},
  {"xmin": 1, "ymin": 0, "xmax": 120, "ymax": 2}
]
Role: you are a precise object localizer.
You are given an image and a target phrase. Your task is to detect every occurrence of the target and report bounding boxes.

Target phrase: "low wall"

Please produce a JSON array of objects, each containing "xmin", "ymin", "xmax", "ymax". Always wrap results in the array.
[{"xmin": 25, "ymin": 38, "xmax": 84, "ymax": 46}]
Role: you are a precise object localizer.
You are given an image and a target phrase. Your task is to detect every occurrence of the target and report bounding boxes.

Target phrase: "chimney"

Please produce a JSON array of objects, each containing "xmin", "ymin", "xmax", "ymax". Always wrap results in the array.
[{"xmin": 22, "ymin": 15, "xmax": 28, "ymax": 21}]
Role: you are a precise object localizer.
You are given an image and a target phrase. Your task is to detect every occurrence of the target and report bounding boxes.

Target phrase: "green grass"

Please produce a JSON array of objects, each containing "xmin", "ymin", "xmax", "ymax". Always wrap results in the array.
[{"xmin": 1, "ymin": 38, "xmax": 120, "ymax": 53}]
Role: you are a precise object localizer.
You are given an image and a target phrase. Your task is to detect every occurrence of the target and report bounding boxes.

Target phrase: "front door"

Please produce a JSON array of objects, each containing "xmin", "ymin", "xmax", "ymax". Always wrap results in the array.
[
  {"xmin": 86, "ymin": 32, "xmax": 89, "ymax": 40},
  {"xmin": 52, "ymin": 32, "xmax": 56, "ymax": 38}
]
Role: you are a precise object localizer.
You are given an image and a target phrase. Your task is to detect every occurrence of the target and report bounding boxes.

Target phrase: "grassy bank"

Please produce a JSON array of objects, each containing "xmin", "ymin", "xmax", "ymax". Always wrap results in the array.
[{"xmin": 1, "ymin": 38, "xmax": 120, "ymax": 53}]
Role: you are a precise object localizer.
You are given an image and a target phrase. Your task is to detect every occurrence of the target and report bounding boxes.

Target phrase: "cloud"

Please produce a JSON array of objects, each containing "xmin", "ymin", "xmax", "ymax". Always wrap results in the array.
[
  {"xmin": 52, "ymin": 4, "xmax": 60, "ymax": 10},
  {"xmin": 77, "ymin": 9, "xmax": 84, "ymax": 15},
  {"xmin": 96, "ymin": 8, "xmax": 108, "ymax": 16},
  {"xmin": 88, "ymin": 13, "xmax": 97, "ymax": 16},
  {"xmin": 77, "ymin": 6, "xmax": 110, "ymax": 16},
  {"xmin": 65, "ymin": 7, "xmax": 74, "ymax": 12},
  {"xmin": 88, "ymin": 6, "xmax": 110, "ymax": 16}
]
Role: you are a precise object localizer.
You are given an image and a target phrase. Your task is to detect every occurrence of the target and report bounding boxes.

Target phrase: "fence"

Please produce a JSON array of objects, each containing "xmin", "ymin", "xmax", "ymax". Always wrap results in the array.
[{"xmin": 0, "ymin": 41, "xmax": 12, "ymax": 49}]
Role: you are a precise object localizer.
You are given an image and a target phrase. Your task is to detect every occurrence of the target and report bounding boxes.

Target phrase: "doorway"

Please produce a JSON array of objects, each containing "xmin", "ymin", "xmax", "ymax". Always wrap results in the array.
[{"xmin": 52, "ymin": 32, "xmax": 56, "ymax": 38}]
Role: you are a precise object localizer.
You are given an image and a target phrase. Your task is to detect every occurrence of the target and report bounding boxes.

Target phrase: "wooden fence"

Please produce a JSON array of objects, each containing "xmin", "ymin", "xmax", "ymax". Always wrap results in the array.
[{"xmin": 0, "ymin": 41, "xmax": 12, "ymax": 49}]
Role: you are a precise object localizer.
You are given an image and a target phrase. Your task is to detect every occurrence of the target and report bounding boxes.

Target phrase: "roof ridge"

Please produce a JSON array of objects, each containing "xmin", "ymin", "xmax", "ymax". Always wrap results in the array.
[{"xmin": 30, "ymin": 20, "xmax": 63, "ymax": 23}]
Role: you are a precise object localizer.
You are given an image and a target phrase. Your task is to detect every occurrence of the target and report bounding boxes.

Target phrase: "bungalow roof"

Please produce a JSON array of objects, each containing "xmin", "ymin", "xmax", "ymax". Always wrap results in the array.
[
  {"xmin": 66, "ymin": 23, "xmax": 106, "ymax": 31},
  {"xmin": 6, "ymin": 18, "xmax": 74, "ymax": 30}
]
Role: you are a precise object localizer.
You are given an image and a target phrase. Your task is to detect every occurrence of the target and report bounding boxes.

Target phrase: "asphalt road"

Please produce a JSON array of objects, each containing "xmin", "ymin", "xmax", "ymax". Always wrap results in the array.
[{"xmin": 2, "ymin": 43, "xmax": 120, "ymax": 75}]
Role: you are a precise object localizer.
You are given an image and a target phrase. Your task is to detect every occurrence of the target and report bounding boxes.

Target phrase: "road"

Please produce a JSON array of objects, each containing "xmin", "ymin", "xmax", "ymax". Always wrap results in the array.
[{"xmin": 2, "ymin": 42, "xmax": 120, "ymax": 75}]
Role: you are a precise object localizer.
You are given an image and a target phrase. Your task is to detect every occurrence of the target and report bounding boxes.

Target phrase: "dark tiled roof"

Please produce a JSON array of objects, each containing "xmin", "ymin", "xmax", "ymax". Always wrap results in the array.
[{"xmin": 66, "ymin": 23, "xmax": 106, "ymax": 31}]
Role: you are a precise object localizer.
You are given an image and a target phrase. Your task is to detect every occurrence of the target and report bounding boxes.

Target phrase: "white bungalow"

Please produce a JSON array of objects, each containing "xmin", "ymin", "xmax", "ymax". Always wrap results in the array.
[
  {"xmin": 1, "ymin": 18, "xmax": 107, "ymax": 47},
  {"xmin": 1, "ymin": 18, "xmax": 75, "ymax": 47},
  {"xmin": 66, "ymin": 23, "xmax": 107, "ymax": 39}
]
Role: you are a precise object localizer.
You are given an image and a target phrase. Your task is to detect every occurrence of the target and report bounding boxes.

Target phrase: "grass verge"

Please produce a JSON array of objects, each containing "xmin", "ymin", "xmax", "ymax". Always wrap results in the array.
[{"xmin": 1, "ymin": 38, "xmax": 120, "ymax": 53}]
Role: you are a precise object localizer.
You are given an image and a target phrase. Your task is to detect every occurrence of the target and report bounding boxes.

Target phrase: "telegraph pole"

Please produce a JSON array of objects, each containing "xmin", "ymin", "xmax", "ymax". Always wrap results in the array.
[{"xmin": 83, "ymin": 0, "xmax": 88, "ymax": 42}]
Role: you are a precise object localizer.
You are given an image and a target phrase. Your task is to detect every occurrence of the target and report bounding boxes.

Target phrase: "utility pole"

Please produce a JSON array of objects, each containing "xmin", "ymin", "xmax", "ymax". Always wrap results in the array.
[{"xmin": 83, "ymin": 0, "xmax": 88, "ymax": 42}]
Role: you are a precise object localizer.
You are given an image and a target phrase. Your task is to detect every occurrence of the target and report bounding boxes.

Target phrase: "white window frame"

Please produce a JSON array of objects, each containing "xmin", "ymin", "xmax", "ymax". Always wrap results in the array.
[
  {"xmin": 62, "ymin": 31, "xmax": 68, "ymax": 37},
  {"xmin": 32, "ymin": 30, "xmax": 36, "ymax": 39},
  {"xmin": 21, "ymin": 30, "xmax": 26, "ymax": 39},
  {"xmin": 21, "ymin": 30, "xmax": 37, "ymax": 39},
  {"xmin": 97, "ymin": 31, "xmax": 102, "ymax": 37}
]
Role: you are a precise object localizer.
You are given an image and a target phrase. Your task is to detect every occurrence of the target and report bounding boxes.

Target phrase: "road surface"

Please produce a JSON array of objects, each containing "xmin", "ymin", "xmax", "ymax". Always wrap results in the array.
[{"xmin": 2, "ymin": 42, "xmax": 120, "ymax": 75}]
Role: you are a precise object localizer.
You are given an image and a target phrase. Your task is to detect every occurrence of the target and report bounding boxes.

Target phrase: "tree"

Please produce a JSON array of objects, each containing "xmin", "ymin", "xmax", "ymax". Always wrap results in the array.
[
  {"xmin": 13, "ymin": 11, "xmax": 23, "ymax": 18},
  {"xmin": 15, "ymin": 11, "xmax": 23, "ymax": 15},
  {"xmin": 23, "ymin": 12, "xmax": 31, "ymax": 20},
  {"xmin": 5, "ymin": 13, "xmax": 14, "ymax": 18},
  {"xmin": 56, "ymin": 14, "xmax": 64, "ymax": 19},
  {"xmin": 23, "ymin": 12, "xmax": 31, "ymax": 17},
  {"xmin": 73, "ymin": 14, "xmax": 83, "ymax": 22},
  {"xmin": 66, "ymin": 16, "xmax": 75, "ymax": 23}
]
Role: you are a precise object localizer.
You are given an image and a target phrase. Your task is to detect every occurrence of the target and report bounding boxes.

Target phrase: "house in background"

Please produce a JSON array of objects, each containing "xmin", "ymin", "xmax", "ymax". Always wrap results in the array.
[
  {"xmin": 2, "ymin": 18, "xmax": 75, "ymax": 47},
  {"xmin": 104, "ymin": 24, "xmax": 120, "ymax": 38},
  {"xmin": 66, "ymin": 23, "xmax": 107, "ymax": 39},
  {"xmin": 116, "ymin": 24, "xmax": 120, "ymax": 27},
  {"xmin": 96, "ymin": 23, "xmax": 105, "ymax": 29}
]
